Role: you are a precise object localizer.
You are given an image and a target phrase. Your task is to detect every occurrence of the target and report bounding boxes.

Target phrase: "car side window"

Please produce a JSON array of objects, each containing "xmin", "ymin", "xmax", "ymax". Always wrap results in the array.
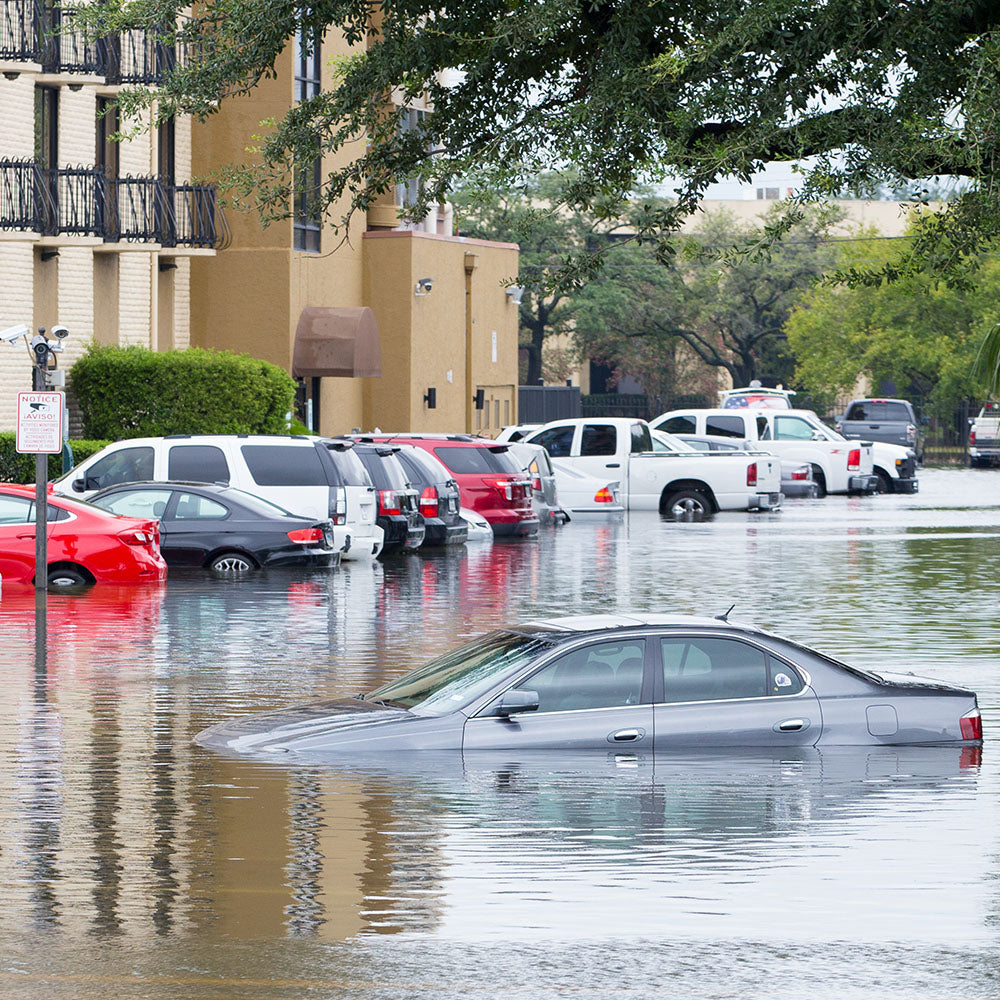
[
  {"xmin": 98, "ymin": 489, "xmax": 174, "ymax": 520},
  {"xmin": 660, "ymin": 638, "xmax": 803, "ymax": 703},
  {"xmin": 773, "ymin": 416, "xmax": 816, "ymax": 441},
  {"xmin": 84, "ymin": 447, "xmax": 155, "ymax": 490},
  {"xmin": 241, "ymin": 445, "xmax": 328, "ymax": 486},
  {"xmin": 581, "ymin": 424, "xmax": 617, "ymax": 456},
  {"xmin": 0, "ymin": 495, "xmax": 33, "ymax": 524},
  {"xmin": 630, "ymin": 423, "xmax": 652, "ymax": 453},
  {"xmin": 757, "ymin": 416, "xmax": 771, "ymax": 439},
  {"xmin": 172, "ymin": 493, "xmax": 229, "ymax": 520},
  {"xmin": 168, "ymin": 445, "xmax": 230, "ymax": 484},
  {"xmin": 706, "ymin": 415, "xmax": 746, "ymax": 438},
  {"xmin": 659, "ymin": 415, "xmax": 696, "ymax": 435},
  {"xmin": 523, "ymin": 640, "xmax": 645, "ymax": 712},
  {"xmin": 531, "ymin": 425, "xmax": 575, "ymax": 458}
]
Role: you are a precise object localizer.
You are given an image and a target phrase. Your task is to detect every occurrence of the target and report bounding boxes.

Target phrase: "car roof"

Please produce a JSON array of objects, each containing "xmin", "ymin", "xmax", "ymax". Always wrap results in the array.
[
  {"xmin": 362, "ymin": 434, "xmax": 509, "ymax": 449},
  {"xmin": 522, "ymin": 613, "xmax": 752, "ymax": 632}
]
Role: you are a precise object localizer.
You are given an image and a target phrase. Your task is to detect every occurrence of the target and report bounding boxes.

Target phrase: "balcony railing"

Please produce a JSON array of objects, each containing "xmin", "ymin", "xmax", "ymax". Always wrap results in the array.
[
  {"xmin": 0, "ymin": 0, "xmax": 41, "ymax": 61},
  {"xmin": 105, "ymin": 174, "xmax": 173, "ymax": 242},
  {"xmin": 40, "ymin": 5, "xmax": 109, "ymax": 75},
  {"xmin": 0, "ymin": 158, "xmax": 51, "ymax": 231},
  {"xmin": 41, "ymin": 166, "xmax": 106, "ymax": 236},
  {"xmin": 164, "ymin": 184, "xmax": 230, "ymax": 249}
]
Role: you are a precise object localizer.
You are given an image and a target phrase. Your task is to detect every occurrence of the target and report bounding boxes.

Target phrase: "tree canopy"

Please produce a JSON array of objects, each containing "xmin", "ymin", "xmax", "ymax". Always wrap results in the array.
[
  {"xmin": 786, "ymin": 224, "xmax": 999, "ymax": 414},
  {"xmin": 97, "ymin": 0, "xmax": 1000, "ymax": 281}
]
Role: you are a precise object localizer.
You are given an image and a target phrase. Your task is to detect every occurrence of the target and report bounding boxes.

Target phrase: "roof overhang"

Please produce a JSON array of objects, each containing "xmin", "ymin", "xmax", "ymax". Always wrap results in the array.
[{"xmin": 293, "ymin": 306, "xmax": 382, "ymax": 378}]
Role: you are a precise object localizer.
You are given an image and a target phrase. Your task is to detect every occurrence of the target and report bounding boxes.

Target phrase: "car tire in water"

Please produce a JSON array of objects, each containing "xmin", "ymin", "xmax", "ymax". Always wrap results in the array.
[
  {"xmin": 209, "ymin": 552, "xmax": 257, "ymax": 575},
  {"xmin": 663, "ymin": 489, "xmax": 711, "ymax": 518},
  {"xmin": 874, "ymin": 469, "xmax": 893, "ymax": 494},
  {"xmin": 811, "ymin": 466, "xmax": 827, "ymax": 499},
  {"xmin": 47, "ymin": 566, "xmax": 89, "ymax": 588}
]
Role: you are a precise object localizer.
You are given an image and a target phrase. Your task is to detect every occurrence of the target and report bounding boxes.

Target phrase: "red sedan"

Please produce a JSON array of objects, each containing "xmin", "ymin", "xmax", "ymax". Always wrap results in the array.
[{"xmin": 0, "ymin": 484, "xmax": 166, "ymax": 587}]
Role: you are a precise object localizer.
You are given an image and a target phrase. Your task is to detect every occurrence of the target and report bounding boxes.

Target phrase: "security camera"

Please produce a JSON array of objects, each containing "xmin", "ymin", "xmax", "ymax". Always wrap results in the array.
[
  {"xmin": 414, "ymin": 277, "xmax": 434, "ymax": 295},
  {"xmin": 0, "ymin": 323, "xmax": 28, "ymax": 344},
  {"xmin": 50, "ymin": 324, "xmax": 68, "ymax": 339},
  {"xmin": 30, "ymin": 336, "xmax": 50, "ymax": 361}
]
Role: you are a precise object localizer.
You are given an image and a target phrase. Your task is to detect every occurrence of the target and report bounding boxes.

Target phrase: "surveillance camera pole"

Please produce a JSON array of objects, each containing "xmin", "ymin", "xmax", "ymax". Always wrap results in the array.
[{"xmin": 32, "ymin": 332, "xmax": 50, "ymax": 591}]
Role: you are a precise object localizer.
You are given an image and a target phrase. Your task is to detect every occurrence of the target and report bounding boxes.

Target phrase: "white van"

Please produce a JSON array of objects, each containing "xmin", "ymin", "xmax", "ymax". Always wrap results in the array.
[{"xmin": 52, "ymin": 435, "xmax": 384, "ymax": 559}]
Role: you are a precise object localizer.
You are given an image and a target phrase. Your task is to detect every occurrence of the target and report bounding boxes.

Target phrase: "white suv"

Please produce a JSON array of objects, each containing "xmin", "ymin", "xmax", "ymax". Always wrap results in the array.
[{"xmin": 52, "ymin": 435, "xmax": 384, "ymax": 560}]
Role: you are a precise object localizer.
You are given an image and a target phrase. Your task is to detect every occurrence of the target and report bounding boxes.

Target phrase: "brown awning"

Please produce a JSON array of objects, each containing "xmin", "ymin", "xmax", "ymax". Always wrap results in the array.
[{"xmin": 293, "ymin": 306, "xmax": 382, "ymax": 378}]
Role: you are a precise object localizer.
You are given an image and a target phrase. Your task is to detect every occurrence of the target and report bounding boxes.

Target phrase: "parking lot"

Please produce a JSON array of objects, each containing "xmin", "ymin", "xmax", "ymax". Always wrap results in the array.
[{"xmin": 0, "ymin": 466, "xmax": 997, "ymax": 998}]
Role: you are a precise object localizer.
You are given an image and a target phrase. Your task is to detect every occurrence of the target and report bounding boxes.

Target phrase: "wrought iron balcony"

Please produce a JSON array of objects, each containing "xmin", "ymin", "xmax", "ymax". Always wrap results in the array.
[
  {"xmin": 0, "ymin": 159, "xmax": 52, "ymax": 232},
  {"xmin": 40, "ymin": 4, "xmax": 109, "ymax": 75},
  {"xmin": 104, "ymin": 174, "xmax": 173, "ymax": 242},
  {"xmin": 38, "ymin": 166, "xmax": 105, "ymax": 236},
  {"xmin": 0, "ymin": 0, "xmax": 41, "ymax": 62},
  {"xmin": 161, "ymin": 183, "xmax": 230, "ymax": 250}
]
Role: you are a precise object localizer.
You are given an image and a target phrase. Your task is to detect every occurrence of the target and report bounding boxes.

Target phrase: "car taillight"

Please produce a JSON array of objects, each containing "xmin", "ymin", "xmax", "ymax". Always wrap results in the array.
[
  {"xmin": 847, "ymin": 448, "xmax": 861, "ymax": 470},
  {"xmin": 119, "ymin": 529, "xmax": 153, "ymax": 546},
  {"xmin": 419, "ymin": 486, "xmax": 439, "ymax": 518},
  {"xmin": 970, "ymin": 429, "xmax": 976, "ymax": 445},
  {"xmin": 746, "ymin": 462, "xmax": 757, "ymax": 486},
  {"xmin": 328, "ymin": 485, "xmax": 347, "ymax": 526},
  {"xmin": 488, "ymin": 478, "xmax": 516, "ymax": 501},
  {"xmin": 379, "ymin": 490, "xmax": 402, "ymax": 515},
  {"xmin": 791, "ymin": 467, "xmax": 809, "ymax": 481},
  {"xmin": 532, "ymin": 476, "xmax": 542, "ymax": 492},
  {"xmin": 960, "ymin": 710, "xmax": 982, "ymax": 741},
  {"xmin": 906, "ymin": 423, "xmax": 916, "ymax": 442},
  {"xmin": 594, "ymin": 487, "xmax": 615, "ymax": 503},
  {"xmin": 287, "ymin": 527, "xmax": 324, "ymax": 544}
]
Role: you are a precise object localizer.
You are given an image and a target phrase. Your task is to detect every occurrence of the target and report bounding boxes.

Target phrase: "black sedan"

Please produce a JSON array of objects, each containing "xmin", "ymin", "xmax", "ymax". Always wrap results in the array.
[
  {"xmin": 89, "ymin": 482, "xmax": 341, "ymax": 574},
  {"xmin": 392, "ymin": 445, "xmax": 468, "ymax": 546}
]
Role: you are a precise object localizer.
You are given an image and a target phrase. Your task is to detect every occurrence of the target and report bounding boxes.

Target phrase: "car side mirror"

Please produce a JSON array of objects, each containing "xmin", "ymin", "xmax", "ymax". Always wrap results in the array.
[
  {"xmin": 810, "ymin": 431, "xmax": 826, "ymax": 441},
  {"xmin": 71, "ymin": 478, "xmax": 86, "ymax": 493},
  {"xmin": 496, "ymin": 689, "xmax": 539, "ymax": 717}
]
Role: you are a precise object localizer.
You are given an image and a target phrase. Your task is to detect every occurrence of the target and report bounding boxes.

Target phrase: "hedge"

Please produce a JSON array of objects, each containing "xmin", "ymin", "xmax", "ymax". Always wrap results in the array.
[
  {"xmin": 0, "ymin": 435, "xmax": 110, "ymax": 483},
  {"xmin": 70, "ymin": 345, "xmax": 296, "ymax": 440}
]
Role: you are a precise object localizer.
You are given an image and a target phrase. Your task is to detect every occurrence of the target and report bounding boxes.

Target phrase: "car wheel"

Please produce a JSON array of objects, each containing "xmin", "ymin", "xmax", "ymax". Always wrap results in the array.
[
  {"xmin": 874, "ymin": 469, "xmax": 893, "ymax": 494},
  {"xmin": 209, "ymin": 552, "xmax": 257, "ymax": 575},
  {"xmin": 47, "ymin": 566, "xmax": 89, "ymax": 588},
  {"xmin": 663, "ymin": 489, "xmax": 711, "ymax": 518},
  {"xmin": 811, "ymin": 467, "xmax": 827, "ymax": 499}
]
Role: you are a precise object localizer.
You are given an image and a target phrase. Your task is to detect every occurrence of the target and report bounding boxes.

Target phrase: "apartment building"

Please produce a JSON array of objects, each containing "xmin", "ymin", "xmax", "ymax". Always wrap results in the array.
[
  {"xmin": 189, "ymin": 25, "xmax": 520, "ymax": 436},
  {"xmin": 0, "ymin": 7, "xmax": 224, "ymax": 431}
]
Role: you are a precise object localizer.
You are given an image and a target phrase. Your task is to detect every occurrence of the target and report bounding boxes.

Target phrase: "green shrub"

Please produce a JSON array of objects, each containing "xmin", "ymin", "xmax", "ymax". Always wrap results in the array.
[
  {"xmin": 70, "ymin": 345, "xmax": 296, "ymax": 439},
  {"xmin": 0, "ymin": 435, "xmax": 111, "ymax": 483}
]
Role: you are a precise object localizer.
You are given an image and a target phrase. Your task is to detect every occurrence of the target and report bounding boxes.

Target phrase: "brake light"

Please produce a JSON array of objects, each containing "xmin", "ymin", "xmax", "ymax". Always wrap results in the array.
[
  {"xmin": 287, "ymin": 527, "xmax": 324, "ymax": 544},
  {"xmin": 119, "ymin": 529, "xmax": 153, "ymax": 546},
  {"xmin": 847, "ymin": 448, "xmax": 861, "ymax": 470},
  {"xmin": 906, "ymin": 423, "xmax": 916, "ymax": 442},
  {"xmin": 419, "ymin": 486, "xmax": 439, "ymax": 518},
  {"xmin": 746, "ymin": 462, "xmax": 757, "ymax": 486},
  {"xmin": 532, "ymin": 476, "xmax": 542, "ymax": 492},
  {"xmin": 488, "ymin": 478, "xmax": 516, "ymax": 501},
  {"xmin": 328, "ymin": 485, "xmax": 347, "ymax": 526},
  {"xmin": 378, "ymin": 490, "xmax": 402, "ymax": 515},
  {"xmin": 791, "ymin": 467, "xmax": 809, "ymax": 481},
  {"xmin": 970, "ymin": 429, "xmax": 976, "ymax": 445},
  {"xmin": 960, "ymin": 709, "xmax": 982, "ymax": 741},
  {"xmin": 594, "ymin": 487, "xmax": 615, "ymax": 503}
]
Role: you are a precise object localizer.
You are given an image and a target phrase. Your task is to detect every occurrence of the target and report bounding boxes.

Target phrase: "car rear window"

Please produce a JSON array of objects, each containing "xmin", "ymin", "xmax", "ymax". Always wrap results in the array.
[
  {"xmin": 846, "ymin": 401, "xmax": 912, "ymax": 421},
  {"xmin": 433, "ymin": 446, "xmax": 518, "ymax": 475},
  {"xmin": 168, "ymin": 445, "xmax": 230, "ymax": 484},
  {"xmin": 241, "ymin": 445, "xmax": 328, "ymax": 486},
  {"xmin": 396, "ymin": 448, "xmax": 448, "ymax": 486},
  {"xmin": 706, "ymin": 415, "xmax": 747, "ymax": 438},
  {"xmin": 356, "ymin": 449, "xmax": 409, "ymax": 491},
  {"xmin": 324, "ymin": 446, "xmax": 373, "ymax": 487}
]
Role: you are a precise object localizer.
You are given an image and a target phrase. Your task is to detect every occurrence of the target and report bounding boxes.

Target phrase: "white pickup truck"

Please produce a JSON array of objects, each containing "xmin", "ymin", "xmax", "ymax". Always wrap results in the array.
[
  {"xmin": 521, "ymin": 418, "xmax": 782, "ymax": 515},
  {"xmin": 968, "ymin": 402, "xmax": 1000, "ymax": 467},
  {"xmin": 651, "ymin": 407, "xmax": 896, "ymax": 496}
]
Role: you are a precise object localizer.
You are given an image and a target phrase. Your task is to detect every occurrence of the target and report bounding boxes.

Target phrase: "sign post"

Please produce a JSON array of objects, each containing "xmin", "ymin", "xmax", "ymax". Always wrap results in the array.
[{"xmin": 16, "ymin": 388, "xmax": 64, "ymax": 591}]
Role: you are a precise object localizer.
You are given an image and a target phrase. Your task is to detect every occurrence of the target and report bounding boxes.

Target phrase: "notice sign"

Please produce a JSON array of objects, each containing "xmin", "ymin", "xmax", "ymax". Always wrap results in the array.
[{"xmin": 16, "ymin": 391, "xmax": 64, "ymax": 454}]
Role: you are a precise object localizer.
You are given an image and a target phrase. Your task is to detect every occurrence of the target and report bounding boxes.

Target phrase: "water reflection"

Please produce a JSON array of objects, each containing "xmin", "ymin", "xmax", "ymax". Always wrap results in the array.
[{"xmin": 0, "ymin": 469, "xmax": 997, "ymax": 996}]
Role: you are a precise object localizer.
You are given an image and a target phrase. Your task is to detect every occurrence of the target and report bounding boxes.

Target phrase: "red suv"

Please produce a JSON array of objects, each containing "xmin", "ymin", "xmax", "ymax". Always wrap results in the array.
[{"xmin": 365, "ymin": 436, "xmax": 539, "ymax": 537}]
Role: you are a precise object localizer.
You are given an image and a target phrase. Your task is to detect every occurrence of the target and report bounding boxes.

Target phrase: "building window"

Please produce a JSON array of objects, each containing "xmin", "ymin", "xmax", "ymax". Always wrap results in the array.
[
  {"xmin": 97, "ymin": 98, "xmax": 120, "ymax": 179},
  {"xmin": 158, "ymin": 117, "xmax": 175, "ymax": 184},
  {"xmin": 294, "ymin": 25, "xmax": 321, "ymax": 102},
  {"xmin": 34, "ymin": 86, "xmax": 58, "ymax": 169},
  {"xmin": 395, "ymin": 107, "xmax": 426, "ymax": 208}
]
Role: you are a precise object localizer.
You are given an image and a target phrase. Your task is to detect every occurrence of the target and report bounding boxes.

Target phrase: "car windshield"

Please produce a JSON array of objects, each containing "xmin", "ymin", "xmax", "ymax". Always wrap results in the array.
[
  {"xmin": 226, "ymin": 489, "xmax": 298, "ymax": 517},
  {"xmin": 366, "ymin": 630, "xmax": 555, "ymax": 716},
  {"xmin": 650, "ymin": 431, "xmax": 697, "ymax": 453}
]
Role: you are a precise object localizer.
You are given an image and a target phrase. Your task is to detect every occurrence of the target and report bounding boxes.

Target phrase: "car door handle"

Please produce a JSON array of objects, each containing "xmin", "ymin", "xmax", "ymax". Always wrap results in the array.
[
  {"xmin": 606, "ymin": 463, "xmax": 621, "ymax": 468},
  {"xmin": 17, "ymin": 532, "xmax": 35, "ymax": 539},
  {"xmin": 608, "ymin": 728, "xmax": 645, "ymax": 743},
  {"xmin": 773, "ymin": 718, "xmax": 809, "ymax": 733}
]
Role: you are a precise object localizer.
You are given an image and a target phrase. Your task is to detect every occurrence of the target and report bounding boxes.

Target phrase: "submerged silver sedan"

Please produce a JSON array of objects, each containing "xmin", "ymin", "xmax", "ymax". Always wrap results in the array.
[{"xmin": 196, "ymin": 615, "xmax": 983, "ymax": 755}]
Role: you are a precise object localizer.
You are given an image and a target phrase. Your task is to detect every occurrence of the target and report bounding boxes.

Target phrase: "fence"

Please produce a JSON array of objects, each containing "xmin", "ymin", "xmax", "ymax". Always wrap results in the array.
[{"xmin": 518, "ymin": 385, "xmax": 581, "ymax": 424}]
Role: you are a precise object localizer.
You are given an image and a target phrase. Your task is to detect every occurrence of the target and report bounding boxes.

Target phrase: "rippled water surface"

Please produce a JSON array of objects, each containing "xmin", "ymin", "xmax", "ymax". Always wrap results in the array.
[{"xmin": 2, "ymin": 467, "xmax": 1000, "ymax": 998}]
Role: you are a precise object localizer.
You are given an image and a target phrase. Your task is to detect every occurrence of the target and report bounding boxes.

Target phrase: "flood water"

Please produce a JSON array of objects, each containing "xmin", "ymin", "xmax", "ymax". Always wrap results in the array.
[{"xmin": 1, "ymin": 466, "xmax": 999, "ymax": 998}]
